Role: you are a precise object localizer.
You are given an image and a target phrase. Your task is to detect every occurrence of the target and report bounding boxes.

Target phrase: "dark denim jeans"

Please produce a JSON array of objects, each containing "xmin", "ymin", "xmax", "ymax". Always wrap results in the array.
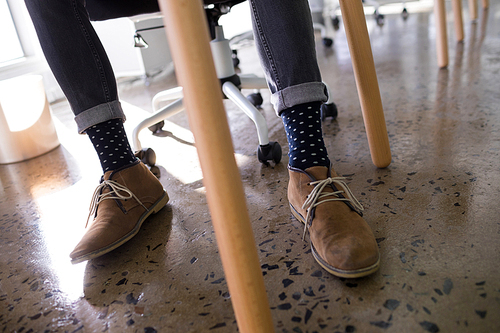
[{"xmin": 25, "ymin": 0, "xmax": 327, "ymax": 133}]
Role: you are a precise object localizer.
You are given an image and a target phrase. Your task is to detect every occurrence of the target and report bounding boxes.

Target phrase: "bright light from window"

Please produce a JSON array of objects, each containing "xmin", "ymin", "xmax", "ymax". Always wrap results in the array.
[
  {"xmin": 0, "ymin": 75, "xmax": 46, "ymax": 132},
  {"xmin": 0, "ymin": 0, "xmax": 24, "ymax": 66}
]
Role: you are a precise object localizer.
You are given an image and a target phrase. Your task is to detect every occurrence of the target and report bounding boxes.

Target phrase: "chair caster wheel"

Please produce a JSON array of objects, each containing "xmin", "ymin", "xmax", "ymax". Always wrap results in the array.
[
  {"xmin": 402, "ymin": 8, "xmax": 409, "ymax": 20},
  {"xmin": 322, "ymin": 38, "xmax": 333, "ymax": 47},
  {"xmin": 375, "ymin": 12, "xmax": 385, "ymax": 26},
  {"xmin": 135, "ymin": 148, "xmax": 156, "ymax": 167},
  {"xmin": 332, "ymin": 17, "xmax": 340, "ymax": 30},
  {"xmin": 247, "ymin": 93, "xmax": 263, "ymax": 108},
  {"xmin": 150, "ymin": 165, "xmax": 161, "ymax": 179},
  {"xmin": 320, "ymin": 103, "xmax": 338, "ymax": 121},
  {"xmin": 148, "ymin": 121, "xmax": 165, "ymax": 134},
  {"xmin": 257, "ymin": 142, "xmax": 282, "ymax": 165},
  {"xmin": 232, "ymin": 50, "xmax": 240, "ymax": 68}
]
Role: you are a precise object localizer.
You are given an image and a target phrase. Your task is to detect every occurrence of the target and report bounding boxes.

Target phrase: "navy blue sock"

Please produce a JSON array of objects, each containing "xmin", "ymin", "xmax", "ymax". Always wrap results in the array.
[
  {"xmin": 86, "ymin": 119, "xmax": 136, "ymax": 173},
  {"xmin": 281, "ymin": 102, "xmax": 330, "ymax": 170}
]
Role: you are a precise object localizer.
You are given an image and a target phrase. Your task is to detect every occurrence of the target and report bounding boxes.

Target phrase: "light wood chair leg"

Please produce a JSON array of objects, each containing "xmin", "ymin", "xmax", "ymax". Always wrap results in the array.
[
  {"xmin": 482, "ymin": 0, "xmax": 489, "ymax": 9},
  {"xmin": 338, "ymin": 0, "xmax": 391, "ymax": 168},
  {"xmin": 434, "ymin": 0, "xmax": 449, "ymax": 68},
  {"xmin": 452, "ymin": 0, "xmax": 465, "ymax": 42},
  {"xmin": 157, "ymin": 1, "xmax": 274, "ymax": 332},
  {"xmin": 469, "ymin": 0, "xmax": 478, "ymax": 20}
]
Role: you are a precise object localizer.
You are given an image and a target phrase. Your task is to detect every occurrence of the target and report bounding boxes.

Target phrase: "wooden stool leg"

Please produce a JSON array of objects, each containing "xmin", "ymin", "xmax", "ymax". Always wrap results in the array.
[
  {"xmin": 157, "ymin": 1, "xmax": 274, "ymax": 332},
  {"xmin": 338, "ymin": 0, "xmax": 391, "ymax": 168},
  {"xmin": 452, "ymin": 0, "xmax": 465, "ymax": 42},
  {"xmin": 434, "ymin": 0, "xmax": 449, "ymax": 68},
  {"xmin": 469, "ymin": 0, "xmax": 478, "ymax": 20},
  {"xmin": 482, "ymin": 0, "xmax": 489, "ymax": 9}
]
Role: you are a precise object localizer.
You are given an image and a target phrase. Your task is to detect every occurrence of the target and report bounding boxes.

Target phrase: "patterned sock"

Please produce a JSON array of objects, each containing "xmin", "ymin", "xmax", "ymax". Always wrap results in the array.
[
  {"xmin": 85, "ymin": 119, "xmax": 136, "ymax": 173},
  {"xmin": 281, "ymin": 101, "xmax": 330, "ymax": 170}
]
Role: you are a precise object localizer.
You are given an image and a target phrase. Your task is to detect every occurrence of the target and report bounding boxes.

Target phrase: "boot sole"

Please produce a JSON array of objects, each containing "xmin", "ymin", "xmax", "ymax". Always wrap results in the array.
[
  {"xmin": 289, "ymin": 203, "xmax": 380, "ymax": 278},
  {"xmin": 71, "ymin": 191, "xmax": 170, "ymax": 264}
]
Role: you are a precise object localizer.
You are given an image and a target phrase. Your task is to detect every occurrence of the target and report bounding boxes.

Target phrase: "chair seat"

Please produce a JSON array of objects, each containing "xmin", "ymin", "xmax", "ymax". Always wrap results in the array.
[{"xmin": 86, "ymin": 0, "xmax": 246, "ymax": 21}]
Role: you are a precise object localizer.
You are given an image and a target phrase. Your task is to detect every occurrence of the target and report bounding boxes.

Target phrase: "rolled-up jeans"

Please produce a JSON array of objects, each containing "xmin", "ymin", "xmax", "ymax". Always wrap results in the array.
[{"xmin": 25, "ymin": 0, "xmax": 327, "ymax": 134}]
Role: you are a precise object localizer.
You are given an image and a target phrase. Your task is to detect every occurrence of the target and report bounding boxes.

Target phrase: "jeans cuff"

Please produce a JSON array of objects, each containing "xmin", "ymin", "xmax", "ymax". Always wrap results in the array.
[
  {"xmin": 75, "ymin": 101, "xmax": 126, "ymax": 133},
  {"xmin": 271, "ymin": 82, "xmax": 328, "ymax": 116}
]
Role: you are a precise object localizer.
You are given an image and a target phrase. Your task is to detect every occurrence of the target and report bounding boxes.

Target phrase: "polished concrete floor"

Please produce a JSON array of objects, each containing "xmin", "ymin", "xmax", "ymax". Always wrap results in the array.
[{"xmin": 1, "ymin": 1, "xmax": 500, "ymax": 332}]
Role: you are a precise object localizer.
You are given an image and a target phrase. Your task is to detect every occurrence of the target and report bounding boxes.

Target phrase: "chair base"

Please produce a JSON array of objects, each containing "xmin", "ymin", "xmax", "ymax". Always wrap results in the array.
[
  {"xmin": 132, "ymin": 21, "xmax": 337, "ymax": 168},
  {"xmin": 132, "ymin": 23, "xmax": 283, "ymax": 166}
]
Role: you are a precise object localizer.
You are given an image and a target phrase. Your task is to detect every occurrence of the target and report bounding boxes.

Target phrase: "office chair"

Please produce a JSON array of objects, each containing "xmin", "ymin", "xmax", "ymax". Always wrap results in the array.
[
  {"xmin": 309, "ymin": 0, "xmax": 335, "ymax": 47},
  {"xmin": 131, "ymin": 0, "xmax": 338, "ymax": 171},
  {"xmin": 326, "ymin": 0, "xmax": 409, "ymax": 29}
]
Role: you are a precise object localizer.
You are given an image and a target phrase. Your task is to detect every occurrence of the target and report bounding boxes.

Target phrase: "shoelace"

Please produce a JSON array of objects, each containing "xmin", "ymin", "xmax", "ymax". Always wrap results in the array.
[
  {"xmin": 301, "ymin": 177, "xmax": 364, "ymax": 240},
  {"xmin": 86, "ymin": 179, "xmax": 147, "ymax": 227}
]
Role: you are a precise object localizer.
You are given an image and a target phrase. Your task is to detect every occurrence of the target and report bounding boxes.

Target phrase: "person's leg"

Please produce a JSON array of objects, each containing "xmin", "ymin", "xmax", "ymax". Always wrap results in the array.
[
  {"xmin": 248, "ymin": 0, "xmax": 327, "ymax": 113},
  {"xmin": 249, "ymin": 0, "xmax": 380, "ymax": 278},
  {"xmin": 24, "ymin": 0, "xmax": 168, "ymax": 263},
  {"xmin": 25, "ymin": 0, "xmax": 121, "ymax": 129},
  {"xmin": 25, "ymin": 0, "xmax": 135, "ymax": 170},
  {"xmin": 248, "ymin": 0, "xmax": 330, "ymax": 170}
]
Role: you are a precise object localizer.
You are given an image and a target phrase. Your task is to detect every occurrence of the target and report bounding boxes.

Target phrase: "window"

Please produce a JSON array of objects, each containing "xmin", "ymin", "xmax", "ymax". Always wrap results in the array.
[{"xmin": 0, "ymin": 0, "xmax": 25, "ymax": 66}]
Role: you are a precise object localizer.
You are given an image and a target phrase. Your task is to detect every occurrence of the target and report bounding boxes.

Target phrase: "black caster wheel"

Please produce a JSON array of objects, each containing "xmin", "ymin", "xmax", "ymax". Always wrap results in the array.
[
  {"xmin": 332, "ymin": 17, "xmax": 340, "ymax": 30},
  {"xmin": 232, "ymin": 50, "xmax": 240, "ymax": 68},
  {"xmin": 402, "ymin": 8, "xmax": 409, "ymax": 20},
  {"xmin": 247, "ymin": 92, "xmax": 264, "ymax": 108},
  {"xmin": 320, "ymin": 103, "xmax": 338, "ymax": 122},
  {"xmin": 135, "ymin": 148, "xmax": 156, "ymax": 167},
  {"xmin": 150, "ymin": 165, "xmax": 161, "ymax": 179},
  {"xmin": 322, "ymin": 38, "xmax": 334, "ymax": 48},
  {"xmin": 148, "ymin": 121, "xmax": 164, "ymax": 134},
  {"xmin": 375, "ymin": 12, "xmax": 385, "ymax": 26},
  {"xmin": 257, "ymin": 142, "xmax": 282, "ymax": 165}
]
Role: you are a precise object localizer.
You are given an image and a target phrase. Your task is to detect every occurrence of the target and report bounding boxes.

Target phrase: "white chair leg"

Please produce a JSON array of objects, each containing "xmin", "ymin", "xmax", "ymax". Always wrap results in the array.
[
  {"xmin": 239, "ymin": 75, "xmax": 268, "ymax": 90},
  {"xmin": 320, "ymin": 81, "xmax": 338, "ymax": 120},
  {"xmin": 222, "ymin": 81, "xmax": 269, "ymax": 146},
  {"xmin": 152, "ymin": 86, "xmax": 183, "ymax": 111},
  {"xmin": 134, "ymin": 24, "xmax": 281, "ymax": 164},
  {"xmin": 313, "ymin": 22, "xmax": 328, "ymax": 40},
  {"xmin": 323, "ymin": 82, "xmax": 334, "ymax": 104},
  {"xmin": 132, "ymin": 98, "xmax": 184, "ymax": 151}
]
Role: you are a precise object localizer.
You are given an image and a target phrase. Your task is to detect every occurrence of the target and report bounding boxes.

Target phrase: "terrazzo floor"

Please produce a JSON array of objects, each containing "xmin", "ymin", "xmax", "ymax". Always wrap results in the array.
[{"xmin": 1, "ymin": 1, "xmax": 499, "ymax": 332}]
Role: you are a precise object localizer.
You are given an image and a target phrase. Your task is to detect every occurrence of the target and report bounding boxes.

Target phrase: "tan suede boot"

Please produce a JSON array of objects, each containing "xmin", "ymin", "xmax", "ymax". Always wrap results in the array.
[
  {"xmin": 288, "ymin": 166, "xmax": 379, "ymax": 278},
  {"xmin": 70, "ymin": 160, "xmax": 169, "ymax": 264}
]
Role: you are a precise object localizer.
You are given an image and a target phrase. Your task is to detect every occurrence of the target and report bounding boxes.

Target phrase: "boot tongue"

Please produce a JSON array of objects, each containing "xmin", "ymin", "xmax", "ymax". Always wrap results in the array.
[
  {"xmin": 101, "ymin": 160, "xmax": 140, "ymax": 182},
  {"xmin": 304, "ymin": 166, "xmax": 329, "ymax": 181}
]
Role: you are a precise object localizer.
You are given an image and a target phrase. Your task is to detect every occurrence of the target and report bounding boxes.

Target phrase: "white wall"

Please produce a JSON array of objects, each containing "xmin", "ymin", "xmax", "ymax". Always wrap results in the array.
[
  {"xmin": 92, "ymin": 16, "xmax": 173, "ymax": 79},
  {"xmin": 91, "ymin": 18, "xmax": 146, "ymax": 78}
]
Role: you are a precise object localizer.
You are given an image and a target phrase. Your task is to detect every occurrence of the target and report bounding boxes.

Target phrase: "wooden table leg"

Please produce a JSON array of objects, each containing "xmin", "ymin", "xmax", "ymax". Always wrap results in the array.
[
  {"xmin": 452, "ymin": 0, "xmax": 465, "ymax": 42},
  {"xmin": 157, "ymin": 1, "xmax": 274, "ymax": 332},
  {"xmin": 434, "ymin": 0, "xmax": 449, "ymax": 68},
  {"xmin": 338, "ymin": 0, "xmax": 391, "ymax": 168},
  {"xmin": 469, "ymin": 0, "xmax": 478, "ymax": 20}
]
